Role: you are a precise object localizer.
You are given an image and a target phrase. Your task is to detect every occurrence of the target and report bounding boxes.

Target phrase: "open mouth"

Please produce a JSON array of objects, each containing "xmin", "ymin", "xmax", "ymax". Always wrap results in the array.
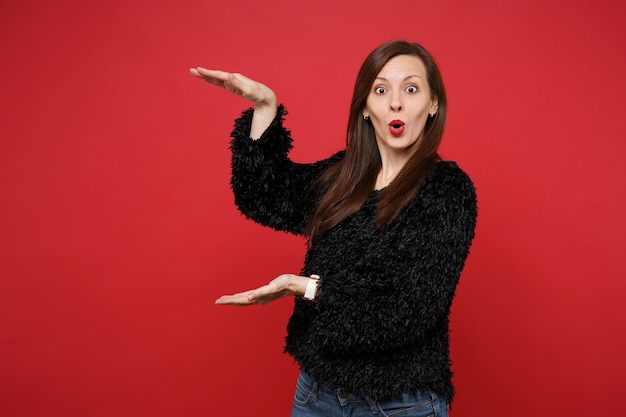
[{"xmin": 388, "ymin": 120, "xmax": 405, "ymax": 136}]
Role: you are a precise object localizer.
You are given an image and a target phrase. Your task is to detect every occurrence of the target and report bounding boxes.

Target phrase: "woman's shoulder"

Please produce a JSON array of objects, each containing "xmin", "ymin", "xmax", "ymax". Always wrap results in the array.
[
  {"xmin": 417, "ymin": 160, "xmax": 477, "ymax": 205},
  {"xmin": 427, "ymin": 160, "xmax": 475, "ymax": 189},
  {"xmin": 393, "ymin": 160, "xmax": 477, "ymax": 240},
  {"xmin": 432, "ymin": 160, "xmax": 470, "ymax": 177}
]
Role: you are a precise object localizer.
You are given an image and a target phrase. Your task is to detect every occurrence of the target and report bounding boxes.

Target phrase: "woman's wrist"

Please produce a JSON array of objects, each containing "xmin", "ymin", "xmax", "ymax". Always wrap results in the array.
[
  {"xmin": 253, "ymin": 93, "xmax": 277, "ymax": 110},
  {"xmin": 288, "ymin": 274, "xmax": 320, "ymax": 301},
  {"xmin": 289, "ymin": 274, "xmax": 310, "ymax": 297},
  {"xmin": 250, "ymin": 100, "xmax": 277, "ymax": 140}
]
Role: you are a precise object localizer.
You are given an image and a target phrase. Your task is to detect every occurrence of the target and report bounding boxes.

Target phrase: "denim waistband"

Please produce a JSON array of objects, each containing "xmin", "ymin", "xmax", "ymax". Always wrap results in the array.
[{"xmin": 298, "ymin": 370, "xmax": 379, "ymax": 410}]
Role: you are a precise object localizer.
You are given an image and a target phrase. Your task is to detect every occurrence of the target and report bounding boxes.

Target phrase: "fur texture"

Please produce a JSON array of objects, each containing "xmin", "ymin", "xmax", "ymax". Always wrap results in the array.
[{"xmin": 230, "ymin": 106, "xmax": 477, "ymax": 403}]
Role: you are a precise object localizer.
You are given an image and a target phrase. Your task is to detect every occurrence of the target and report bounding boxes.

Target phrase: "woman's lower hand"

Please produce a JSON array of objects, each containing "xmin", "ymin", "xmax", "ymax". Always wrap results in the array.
[{"xmin": 215, "ymin": 274, "xmax": 309, "ymax": 306}]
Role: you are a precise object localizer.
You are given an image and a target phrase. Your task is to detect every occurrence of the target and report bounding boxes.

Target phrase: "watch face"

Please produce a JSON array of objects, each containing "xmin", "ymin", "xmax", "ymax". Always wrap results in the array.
[{"xmin": 304, "ymin": 277, "xmax": 319, "ymax": 300}]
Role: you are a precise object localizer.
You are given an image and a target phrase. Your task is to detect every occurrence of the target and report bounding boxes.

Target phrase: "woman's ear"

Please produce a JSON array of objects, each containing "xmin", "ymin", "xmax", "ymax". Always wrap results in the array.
[{"xmin": 429, "ymin": 98, "xmax": 439, "ymax": 117}]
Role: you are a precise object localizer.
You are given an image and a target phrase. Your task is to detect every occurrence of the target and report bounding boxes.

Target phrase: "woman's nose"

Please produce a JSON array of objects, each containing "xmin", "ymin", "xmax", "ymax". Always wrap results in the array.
[{"xmin": 389, "ymin": 92, "xmax": 403, "ymax": 111}]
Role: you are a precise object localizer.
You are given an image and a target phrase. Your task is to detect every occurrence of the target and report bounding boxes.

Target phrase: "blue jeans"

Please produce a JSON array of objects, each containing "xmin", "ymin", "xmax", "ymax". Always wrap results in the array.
[{"xmin": 291, "ymin": 370, "xmax": 449, "ymax": 417}]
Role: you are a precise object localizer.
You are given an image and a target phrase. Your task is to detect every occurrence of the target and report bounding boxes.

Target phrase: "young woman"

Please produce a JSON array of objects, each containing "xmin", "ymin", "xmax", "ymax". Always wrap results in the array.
[{"xmin": 191, "ymin": 40, "xmax": 477, "ymax": 417}]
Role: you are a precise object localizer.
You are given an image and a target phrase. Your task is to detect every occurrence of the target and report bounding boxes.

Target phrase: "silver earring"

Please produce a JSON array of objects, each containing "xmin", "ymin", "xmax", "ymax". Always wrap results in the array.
[{"xmin": 363, "ymin": 115, "xmax": 369, "ymax": 120}]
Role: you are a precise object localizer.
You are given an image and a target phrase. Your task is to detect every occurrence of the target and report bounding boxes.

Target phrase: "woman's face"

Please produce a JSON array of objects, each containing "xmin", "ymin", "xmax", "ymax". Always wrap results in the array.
[{"xmin": 363, "ymin": 54, "xmax": 438, "ymax": 158}]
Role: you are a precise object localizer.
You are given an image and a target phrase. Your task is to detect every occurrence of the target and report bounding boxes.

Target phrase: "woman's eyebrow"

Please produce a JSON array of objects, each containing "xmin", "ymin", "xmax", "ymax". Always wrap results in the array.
[{"xmin": 375, "ymin": 74, "xmax": 422, "ymax": 82}]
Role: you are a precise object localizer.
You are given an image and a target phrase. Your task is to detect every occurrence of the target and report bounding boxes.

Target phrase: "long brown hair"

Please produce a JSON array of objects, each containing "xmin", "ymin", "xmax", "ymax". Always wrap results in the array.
[{"xmin": 305, "ymin": 40, "xmax": 448, "ymax": 245}]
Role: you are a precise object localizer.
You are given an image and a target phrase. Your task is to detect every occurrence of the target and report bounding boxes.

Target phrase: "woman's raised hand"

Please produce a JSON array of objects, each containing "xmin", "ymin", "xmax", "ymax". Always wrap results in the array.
[
  {"xmin": 190, "ymin": 67, "xmax": 278, "ymax": 139},
  {"xmin": 190, "ymin": 68, "xmax": 276, "ymax": 107}
]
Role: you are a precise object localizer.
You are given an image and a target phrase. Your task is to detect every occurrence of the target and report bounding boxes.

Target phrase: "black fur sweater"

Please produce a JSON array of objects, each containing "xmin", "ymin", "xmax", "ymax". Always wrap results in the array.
[{"xmin": 229, "ymin": 106, "xmax": 477, "ymax": 403}]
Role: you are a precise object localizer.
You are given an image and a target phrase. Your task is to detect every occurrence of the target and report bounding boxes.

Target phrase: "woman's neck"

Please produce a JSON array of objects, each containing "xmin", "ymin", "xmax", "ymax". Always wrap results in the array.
[{"xmin": 375, "ymin": 150, "xmax": 413, "ymax": 190}]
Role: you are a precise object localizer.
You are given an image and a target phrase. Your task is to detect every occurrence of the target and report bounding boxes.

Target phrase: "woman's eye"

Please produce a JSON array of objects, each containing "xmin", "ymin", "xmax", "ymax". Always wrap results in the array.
[
  {"xmin": 406, "ymin": 85, "xmax": 418, "ymax": 93},
  {"xmin": 374, "ymin": 86, "xmax": 387, "ymax": 94}
]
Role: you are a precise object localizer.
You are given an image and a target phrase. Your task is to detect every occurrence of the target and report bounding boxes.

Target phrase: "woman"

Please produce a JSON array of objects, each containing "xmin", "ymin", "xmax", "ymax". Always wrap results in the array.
[{"xmin": 190, "ymin": 40, "xmax": 477, "ymax": 417}]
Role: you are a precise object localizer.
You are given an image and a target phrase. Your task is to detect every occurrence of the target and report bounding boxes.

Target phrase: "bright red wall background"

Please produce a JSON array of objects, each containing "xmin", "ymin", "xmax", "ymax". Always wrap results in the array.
[{"xmin": 1, "ymin": 1, "xmax": 624, "ymax": 416}]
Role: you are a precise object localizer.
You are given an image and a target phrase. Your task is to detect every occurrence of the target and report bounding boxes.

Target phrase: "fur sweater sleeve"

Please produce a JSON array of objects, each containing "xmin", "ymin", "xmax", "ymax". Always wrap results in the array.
[
  {"xmin": 310, "ymin": 162, "xmax": 477, "ymax": 354},
  {"xmin": 229, "ymin": 105, "xmax": 342, "ymax": 235}
]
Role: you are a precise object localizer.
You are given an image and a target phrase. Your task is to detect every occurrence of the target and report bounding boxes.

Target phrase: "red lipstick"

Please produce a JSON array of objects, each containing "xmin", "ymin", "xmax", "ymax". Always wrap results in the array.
[{"xmin": 389, "ymin": 120, "xmax": 405, "ymax": 136}]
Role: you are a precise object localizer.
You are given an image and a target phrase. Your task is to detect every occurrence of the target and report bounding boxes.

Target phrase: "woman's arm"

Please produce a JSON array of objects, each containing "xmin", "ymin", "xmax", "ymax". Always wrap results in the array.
[
  {"xmin": 191, "ymin": 67, "xmax": 341, "ymax": 234},
  {"xmin": 229, "ymin": 107, "xmax": 342, "ymax": 234}
]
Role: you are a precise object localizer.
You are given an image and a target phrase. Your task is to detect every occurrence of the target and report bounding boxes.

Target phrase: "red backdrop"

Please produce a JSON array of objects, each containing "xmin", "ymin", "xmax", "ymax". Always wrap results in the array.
[{"xmin": 1, "ymin": 0, "xmax": 624, "ymax": 416}]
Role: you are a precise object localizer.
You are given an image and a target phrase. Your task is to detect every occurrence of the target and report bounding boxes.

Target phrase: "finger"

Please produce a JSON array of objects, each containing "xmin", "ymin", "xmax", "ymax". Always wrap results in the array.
[
  {"xmin": 223, "ymin": 73, "xmax": 253, "ymax": 96},
  {"xmin": 228, "ymin": 72, "xmax": 254, "ymax": 87},
  {"xmin": 215, "ymin": 297, "xmax": 253, "ymax": 306},
  {"xmin": 250, "ymin": 290, "xmax": 290, "ymax": 305},
  {"xmin": 195, "ymin": 67, "xmax": 230, "ymax": 79},
  {"xmin": 247, "ymin": 281, "xmax": 281, "ymax": 300},
  {"xmin": 215, "ymin": 290, "xmax": 255, "ymax": 306},
  {"xmin": 192, "ymin": 67, "xmax": 232, "ymax": 87}
]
